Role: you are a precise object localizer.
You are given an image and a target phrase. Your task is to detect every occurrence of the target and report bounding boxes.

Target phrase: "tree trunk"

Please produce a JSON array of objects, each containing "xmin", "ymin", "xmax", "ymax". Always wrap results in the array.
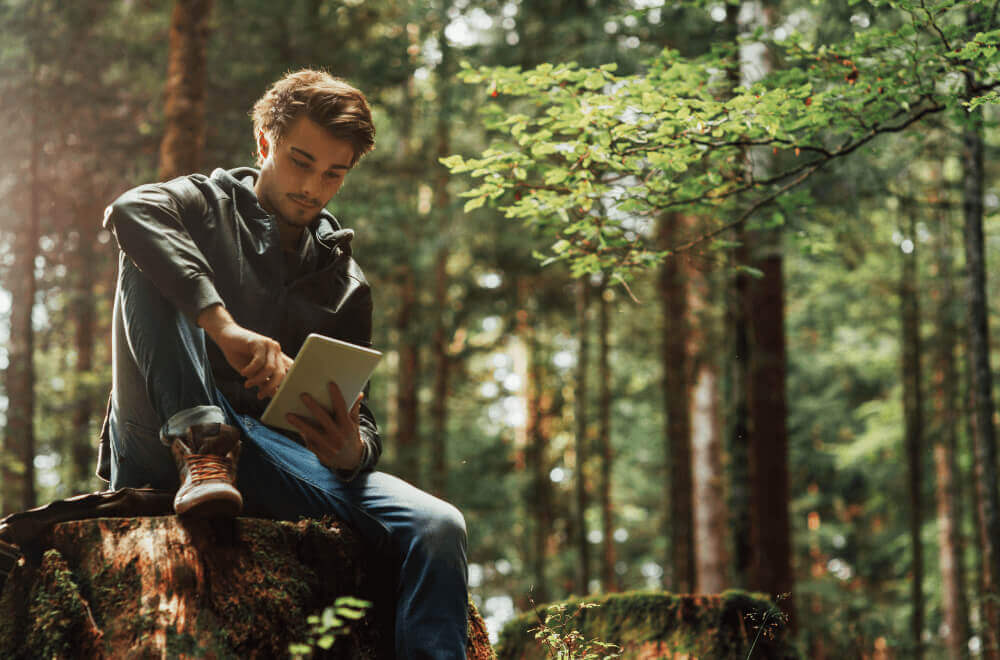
[
  {"xmin": 597, "ymin": 277, "xmax": 617, "ymax": 592},
  {"xmin": 519, "ymin": 283, "xmax": 551, "ymax": 604},
  {"xmin": 724, "ymin": 0, "xmax": 752, "ymax": 592},
  {"xmin": 900, "ymin": 210, "xmax": 924, "ymax": 659},
  {"xmin": 743, "ymin": 224, "xmax": 793, "ymax": 611},
  {"xmin": 0, "ymin": 516, "xmax": 494, "ymax": 659},
  {"xmin": 70, "ymin": 223, "xmax": 98, "ymax": 493},
  {"xmin": 158, "ymin": 0, "xmax": 212, "ymax": 181},
  {"xmin": 740, "ymin": 1, "xmax": 794, "ymax": 620},
  {"xmin": 929, "ymin": 181, "xmax": 970, "ymax": 659},
  {"xmin": 574, "ymin": 279, "xmax": 591, "ymax": 594},
  {"xmin": 659, "ymin": 213, "xmax": 695, "ymax": 593},
  {"xmin": 3, "ymin": 61, "xmax": 40, "ymax": 515},
  {"xmin": 395, "ymin": 265, "xmax": 421, "ymax": 486},
  {"xmin": 429, "ymin": 11, "xmax": 454, "ymax": 499},
  {"xmin": 962, "ymin": 103, "xmax": 1000, "ymax": 659},
  {"xmin": 684, "ymin": 218, "xmax": 729, "ymax": 595}
]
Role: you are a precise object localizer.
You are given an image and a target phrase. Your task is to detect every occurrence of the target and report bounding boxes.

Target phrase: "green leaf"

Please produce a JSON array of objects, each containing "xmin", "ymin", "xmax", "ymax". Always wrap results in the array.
[
  {"xmin": 464, "ymin": 196, "xmax": 486, "ymax": 213},
  {"xmin": 317, "ymin": 635, "xmax": 335, "ymax": 650}
]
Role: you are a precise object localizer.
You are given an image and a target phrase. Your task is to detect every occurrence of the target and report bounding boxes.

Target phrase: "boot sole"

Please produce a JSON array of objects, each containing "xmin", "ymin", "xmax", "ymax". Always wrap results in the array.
[
  {"xmin": 175, "ymin": 496, "xmax": 243, "ymax": 518},
  {"xmin": 174, "ymin": 485, "xmax": 244, "ymax": 518}
]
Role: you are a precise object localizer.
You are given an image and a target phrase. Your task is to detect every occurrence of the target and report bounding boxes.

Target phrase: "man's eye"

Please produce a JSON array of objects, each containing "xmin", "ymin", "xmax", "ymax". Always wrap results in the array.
[
  {"xmin": 292, "ymin": 159, "xmax": 309, "ymax": 169},
  {"xmin": 325, "ymin": 172, "xmax": 342, "ymax": 180}
]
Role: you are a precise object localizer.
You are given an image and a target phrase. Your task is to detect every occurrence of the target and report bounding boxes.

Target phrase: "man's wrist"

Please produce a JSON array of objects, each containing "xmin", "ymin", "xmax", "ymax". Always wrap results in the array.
[{"xmin": 197, "ymin": 303, "xmax": 235, "ymax": 341}]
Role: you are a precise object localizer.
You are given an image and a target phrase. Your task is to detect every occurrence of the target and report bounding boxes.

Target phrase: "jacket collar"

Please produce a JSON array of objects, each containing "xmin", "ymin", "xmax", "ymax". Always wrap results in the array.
[{"xmin": 210, "ymin": 167, "xmax": 355, "ymax": 258}]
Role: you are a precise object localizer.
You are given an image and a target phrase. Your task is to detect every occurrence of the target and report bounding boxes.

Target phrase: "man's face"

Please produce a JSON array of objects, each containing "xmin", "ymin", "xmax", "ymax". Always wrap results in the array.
[{"xmin": 254, "ymin": 116, "xmax": 355, "ymax": 229}]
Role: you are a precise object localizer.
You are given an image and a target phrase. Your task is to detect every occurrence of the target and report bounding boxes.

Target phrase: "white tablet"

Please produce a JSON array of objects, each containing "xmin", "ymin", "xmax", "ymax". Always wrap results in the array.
[{"xmin": 260, "ymin": 333, "xmax": 382, "ymax": 433}]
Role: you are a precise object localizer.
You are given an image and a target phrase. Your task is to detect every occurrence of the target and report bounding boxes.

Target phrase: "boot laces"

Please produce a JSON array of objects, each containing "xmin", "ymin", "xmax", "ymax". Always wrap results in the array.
[{"xmin": 185, "ymin": 454, "xmax": 233, "ymax": 484}]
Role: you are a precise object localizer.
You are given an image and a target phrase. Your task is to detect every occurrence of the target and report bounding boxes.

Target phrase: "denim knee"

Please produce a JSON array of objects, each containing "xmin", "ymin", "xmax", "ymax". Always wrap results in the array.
[{"xmin": 413, "ymin": 500, "xmax": 467, "ymax": 558}]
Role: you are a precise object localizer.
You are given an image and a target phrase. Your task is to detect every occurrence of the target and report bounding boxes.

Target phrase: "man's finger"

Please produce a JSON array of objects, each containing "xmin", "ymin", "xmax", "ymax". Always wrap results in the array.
[
  {"xmin": 287, "ymin": 413, "xmax": 322, "ymax": 440},
  {"xmin": 239, "ymin": 350, "xmax": 268, "ymax": 377},
  {"xmin": 301, "ymin": 393, "xmax": 337, "ymax": 432},
  {"xmin": 327, "ymin": 381, "xmax": 351, "ymax": 414}
]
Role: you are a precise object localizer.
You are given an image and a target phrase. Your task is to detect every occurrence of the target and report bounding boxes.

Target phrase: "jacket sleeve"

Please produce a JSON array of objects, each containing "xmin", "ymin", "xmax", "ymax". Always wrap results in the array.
[
  {"xmin": 337, "ymin": 281, "xmax": 382, "ymax": 481},
  {"xmin": 103, "ymin": 178, "xmax": 225, "ymax": 322},
  {"xmin": 335, "ymin": 385, "xmax": 382, "ymax": 482}
]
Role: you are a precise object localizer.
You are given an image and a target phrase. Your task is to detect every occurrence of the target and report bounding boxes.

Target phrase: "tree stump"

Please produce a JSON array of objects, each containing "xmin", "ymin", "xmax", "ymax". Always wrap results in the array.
[
  {"xmin": 0, "ymin": 515, "xmax": 493, "ymax": 658},
  {"xmin": 495, "ymin": 590, "xmax": 798, "ymax": 659}
]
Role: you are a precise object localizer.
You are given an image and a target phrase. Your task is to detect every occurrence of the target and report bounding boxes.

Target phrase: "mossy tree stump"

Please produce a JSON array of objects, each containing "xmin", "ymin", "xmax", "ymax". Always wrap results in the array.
[
  {"xmin": 496, "ymin": 590, "xmax": 798, "ymax": 660},
  {"xmin": 0, "ymin": 516, "xmax": 493, "ymax": 659}
]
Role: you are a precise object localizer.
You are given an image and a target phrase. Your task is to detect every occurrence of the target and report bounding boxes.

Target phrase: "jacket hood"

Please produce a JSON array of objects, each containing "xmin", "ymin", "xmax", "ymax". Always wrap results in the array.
[{"xmin": 210, "ymin": 167, "xmax": 355, "ymax": 256}]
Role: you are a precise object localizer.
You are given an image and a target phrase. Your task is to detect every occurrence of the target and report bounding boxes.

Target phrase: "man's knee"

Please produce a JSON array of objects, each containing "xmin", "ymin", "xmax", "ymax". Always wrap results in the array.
[{"xmin": 416, "ymin": 500, "xmax": 467, "ymax": 555}]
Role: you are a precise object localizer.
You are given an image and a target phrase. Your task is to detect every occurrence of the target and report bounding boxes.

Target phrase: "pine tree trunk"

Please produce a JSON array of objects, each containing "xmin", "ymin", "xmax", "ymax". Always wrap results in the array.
[
  {"xmin": 725, "ymin": 1, "xmax": 752, "ymax": 591},
  {"xmin": 684, "ymin": 217, "xmax": 729, "ymax": 595},
  {"xmin": 962, "ymin": 103, "xmax": 1000, "ymax": 660},
  {"xmin": 158, "ymin": 0, "xmax": 212, "ymax": 181},
  {"xmin": 395, "ymin": 265, "xmax": 421, "ymax": 486},
  {"xmin": 3, "ymin": 61, "xmax": 40, "ymax": 515},
  {"xmin": 519, "ymin": 283, "xmax": 551, "ymax": 604},
  {"xmin": 929, "ymin": 183, "xmax": 970, "ymax": 659},
  {"xmin": 659, "ymin": 213, "xmax": 695, "ymax": 593},
  {"xmin": 597, "ymin": 278, "xmax": 617, "ymax": 592},
  {"xmin": 574, "ymin": 279, "xmax": 591, "ymax": 594},
  {"xmin": 743, "ymin": 225, "xmax": 793, "ymax": 612},
  {"xmin": 70, "ymin": 223, "xmax": 98, "ymax": 492},
  {"xmin": 740, "ymin": 1, "xmax": 793, "ymax": 620},
  {"xmin": 900, "ymin": 210, "xmax": 924, "ymax": 659},
  {"xmin": 429, "ymin": 12, "xmax": 453, "ymax": 499}
]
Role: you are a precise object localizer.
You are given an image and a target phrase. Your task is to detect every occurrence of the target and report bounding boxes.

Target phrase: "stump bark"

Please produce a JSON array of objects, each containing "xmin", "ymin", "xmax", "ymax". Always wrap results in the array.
[{"xmin": 0, "ymin": 515, "xmax": 493, "ymax": 659}]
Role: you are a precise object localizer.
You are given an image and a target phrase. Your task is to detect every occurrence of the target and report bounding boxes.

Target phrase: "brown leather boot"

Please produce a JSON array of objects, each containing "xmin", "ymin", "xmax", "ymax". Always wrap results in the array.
[{"xmin": 168, "ymin": 422, "xmax": 243, "ymax": 517}]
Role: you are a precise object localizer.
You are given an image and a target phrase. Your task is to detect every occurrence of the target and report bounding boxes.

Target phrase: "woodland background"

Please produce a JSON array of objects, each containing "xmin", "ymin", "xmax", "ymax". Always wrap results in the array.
[{"xmin": 2, "ymin": 0, "xmax": 1000, "ymax": 657}]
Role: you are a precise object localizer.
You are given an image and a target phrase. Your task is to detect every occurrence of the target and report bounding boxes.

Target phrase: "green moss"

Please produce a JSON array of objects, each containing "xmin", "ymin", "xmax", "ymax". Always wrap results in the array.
[
  {"xmin": 496, "ymin": 590, "xmax": 798, "ymax": 660},
  {"xmin": 24, "ymin": 550, "xmax": 97, "ymax": 659}
]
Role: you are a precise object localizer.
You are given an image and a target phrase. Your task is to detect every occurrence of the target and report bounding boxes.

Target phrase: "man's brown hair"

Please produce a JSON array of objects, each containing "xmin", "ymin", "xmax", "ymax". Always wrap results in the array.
[{"xmin": 251, "ymin": 69, "xmax": 375, "ymax": 167}]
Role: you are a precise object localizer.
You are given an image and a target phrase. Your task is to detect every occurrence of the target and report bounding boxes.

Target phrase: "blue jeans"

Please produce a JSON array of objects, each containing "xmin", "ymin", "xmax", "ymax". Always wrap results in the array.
[{"xmin": 108, "ymin": 257, "xmax": 469, "ymax": 659}]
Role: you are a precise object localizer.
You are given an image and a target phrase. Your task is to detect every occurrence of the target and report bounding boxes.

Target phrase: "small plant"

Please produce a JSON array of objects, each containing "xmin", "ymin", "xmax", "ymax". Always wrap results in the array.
[
  {"xmin": 530, "ymin": 600, "xmax": 623, "ymax": 660},
  {"xmin": 744, "ymin": 593, "xmax": 790, "ymax": 660},
  {"xmin": 289, "ymin": 596, "xmax": 371, "ymax": 658}
]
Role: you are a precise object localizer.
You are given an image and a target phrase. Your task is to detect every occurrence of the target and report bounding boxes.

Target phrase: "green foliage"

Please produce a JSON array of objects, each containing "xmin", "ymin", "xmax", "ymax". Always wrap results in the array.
[
  {"xmin": 531, "ymin": 602, "xmax": 622, "ymax": 660},
  {"xmin": 444, "ymin": 0, "xmax": 1000, "ymax": 279},
  {"xmin": 288, "ymin": 596, "xmax": 371, "ymax": 657}
]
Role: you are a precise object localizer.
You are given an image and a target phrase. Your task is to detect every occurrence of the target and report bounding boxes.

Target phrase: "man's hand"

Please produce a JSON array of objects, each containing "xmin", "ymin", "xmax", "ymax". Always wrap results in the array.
[
  {"xmin": 197, "ymin": 304, "xmax": 293, "ymax": 399},
  {"xmin": 286, "ymin": 382, "xmax": 365, "ymax": 472}
]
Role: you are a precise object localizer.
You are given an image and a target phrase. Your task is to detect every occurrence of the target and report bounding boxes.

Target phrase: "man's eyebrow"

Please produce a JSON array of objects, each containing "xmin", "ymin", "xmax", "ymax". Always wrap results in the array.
[{"xmin": 290, "ymin": 146, "xmax": 349, "ymax": 171}]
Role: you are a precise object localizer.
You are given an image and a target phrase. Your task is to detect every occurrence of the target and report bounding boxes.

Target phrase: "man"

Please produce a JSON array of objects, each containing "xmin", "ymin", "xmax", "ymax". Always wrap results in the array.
[{"xmin": 98, "ymin": 69, "xmax": 468, "ymax": 659}]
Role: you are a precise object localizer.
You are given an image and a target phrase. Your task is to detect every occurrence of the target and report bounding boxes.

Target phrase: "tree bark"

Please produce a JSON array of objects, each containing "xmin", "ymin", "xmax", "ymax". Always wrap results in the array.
[
  {"xmin": 574, "ymin": 279, "xmax": 591, "ymax": 593},
  {"xmin": 929, "ymin": 179, "xmax": 970, "ymax": 659},
  {"xmin": 726, "ymin": 1, "xmax": 752, "ymax": 590},
  {"xmin": 70, "ymin": 223, "xmax": 98, "ymax": 493},
  {"xmin": 597, "ymin": 277, "xmax": 617, "ymax": 592},
  {"xmin": 962, "ymin": 103, "xmax": 1000, "ymax": 659},
  {"xmin": 158, "ymin": 0, "xmax": 212, "ymax": 181},
  {"xmin": 519, "ymin": 284, "xmax": 551, "ymax": 604},
  {"xmin": 3, "ymin": 59, "xmax": 40, "ymax": 515},
  {"xmin": 740, "ymin": 1, "xmax": 794, "ymax": 621},
  {"xmin": 659, "ymin": 213, "xmax": 695, "ymax": 593},
  {"xmin": 0, "ymin": 516, "xmax": 494, "ymax": 658},
  {"xmin": 743, "ymin": 224, "xmax": 793, "ymax": 611},
  {"xmin": 683, "ymin": 217, "xmax": 729, "ymax": 595},
  {"xmin": 429, "ymin": 11, "xmax": 454, "ymax": 499},
  {"xmin": 395, "ymin": 264, "xmax": 422, "ymax": 486},
  {"xmin": 900, "ymin": 210, "xmax": 924, "ymax": 659}
]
